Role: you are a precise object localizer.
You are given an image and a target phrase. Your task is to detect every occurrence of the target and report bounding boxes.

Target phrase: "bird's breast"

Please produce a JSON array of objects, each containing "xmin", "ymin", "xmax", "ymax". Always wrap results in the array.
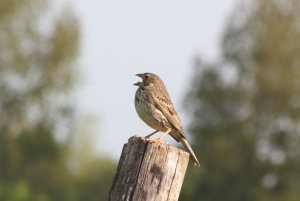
[{"xmin": 134, "ymin": 88, "xmax": 170, "ymax": 132}]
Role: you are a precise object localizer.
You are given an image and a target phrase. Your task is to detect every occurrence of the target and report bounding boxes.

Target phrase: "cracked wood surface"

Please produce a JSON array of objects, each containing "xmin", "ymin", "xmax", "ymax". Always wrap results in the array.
[{"xmin": 109, "ymin": 136, "xmax": 189, "ymax": 201}]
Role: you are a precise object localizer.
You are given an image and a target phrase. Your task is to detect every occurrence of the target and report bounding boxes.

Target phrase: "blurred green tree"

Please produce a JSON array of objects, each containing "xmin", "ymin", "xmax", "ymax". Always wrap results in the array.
[
  {"xmin": 0, "ymin": 1, "xmax": 116, "ymax": 201},
  {"xmin": 69, "ymin": 116, "xmax": 117, "ymax": 201},
  {"xmin": 181, "ymin": 0, "xmax": 300, "ymax": 201},
  {"xmin": 73, "ymin": 158, "xmax": 116, "ymax": 201},
  {"xmin": 0, "ymin": 0, "xmax": 79, "ymax": 200}
]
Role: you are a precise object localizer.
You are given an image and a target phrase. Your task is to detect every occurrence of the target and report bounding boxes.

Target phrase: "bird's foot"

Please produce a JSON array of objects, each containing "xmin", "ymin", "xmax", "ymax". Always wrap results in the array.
[
  {"xmin": 144, "ymin": 130, "xmax": 159, "ymax": 138},
  {"xmin": 143, "ymin": 137, "xmax": 156, "ymax": 142},
  {"xmin": 153, "ymin": 138, "xmax": 163, "ymax": 143}
]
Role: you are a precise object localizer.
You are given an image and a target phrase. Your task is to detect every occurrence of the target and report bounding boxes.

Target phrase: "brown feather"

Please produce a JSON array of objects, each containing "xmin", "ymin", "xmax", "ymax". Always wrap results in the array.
[{"xmin": 134, "ymin": 72, "xmax": 200, "ymax": 167}]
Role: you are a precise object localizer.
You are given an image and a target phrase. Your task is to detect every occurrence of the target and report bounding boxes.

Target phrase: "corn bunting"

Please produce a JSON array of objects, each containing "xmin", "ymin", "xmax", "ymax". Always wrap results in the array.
[{"xmin": 134, "ymin": 72, "xmax": 200, "ymax": 167}]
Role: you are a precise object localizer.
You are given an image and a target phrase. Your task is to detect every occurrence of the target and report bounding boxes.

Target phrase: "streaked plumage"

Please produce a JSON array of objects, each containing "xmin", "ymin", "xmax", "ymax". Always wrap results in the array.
[{"xmin": 134, "ymin": 72, "xmax": 200, "ymax": 167}]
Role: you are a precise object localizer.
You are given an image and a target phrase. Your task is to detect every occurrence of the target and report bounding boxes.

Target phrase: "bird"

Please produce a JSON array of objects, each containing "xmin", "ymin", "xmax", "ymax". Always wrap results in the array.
[{"xmin": 134, "ymin": 72, "xmax": 200, "ymax": 167}]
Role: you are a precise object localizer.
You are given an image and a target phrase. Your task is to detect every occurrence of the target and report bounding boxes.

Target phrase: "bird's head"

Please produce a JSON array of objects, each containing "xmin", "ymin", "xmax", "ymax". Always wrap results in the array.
[{"xmin": 134, "ymin": 72, "xmax": 162, "ymax": 88}]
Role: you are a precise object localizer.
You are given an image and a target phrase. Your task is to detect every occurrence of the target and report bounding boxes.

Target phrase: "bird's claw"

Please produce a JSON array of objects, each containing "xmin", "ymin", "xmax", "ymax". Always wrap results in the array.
[
  {"xmin": 154, "ymin": 138, "xmax": 162, "ymax": 143},
  {"xmin": 144, "ymin": 137, "xmax": 156, "ymax": 143}
]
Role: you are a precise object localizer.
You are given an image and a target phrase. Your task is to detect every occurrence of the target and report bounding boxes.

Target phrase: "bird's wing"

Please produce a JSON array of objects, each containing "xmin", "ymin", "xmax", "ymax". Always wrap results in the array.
[{"xmin": 150, "ymin": 90, "xmax": 186, "ymax": 138}]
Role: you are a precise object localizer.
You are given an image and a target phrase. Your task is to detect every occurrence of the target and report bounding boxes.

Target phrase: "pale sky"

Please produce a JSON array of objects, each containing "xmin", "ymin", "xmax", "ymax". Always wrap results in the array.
[{"xmin": 60, "ymin": 0, "xmax": 238, "ymax": 158}]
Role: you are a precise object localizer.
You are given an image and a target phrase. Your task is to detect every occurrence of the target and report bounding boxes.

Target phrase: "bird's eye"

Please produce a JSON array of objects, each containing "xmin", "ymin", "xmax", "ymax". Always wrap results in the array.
[{"xmin": 144, "ymin": 75, "xmax": 149, "ymax": 79}]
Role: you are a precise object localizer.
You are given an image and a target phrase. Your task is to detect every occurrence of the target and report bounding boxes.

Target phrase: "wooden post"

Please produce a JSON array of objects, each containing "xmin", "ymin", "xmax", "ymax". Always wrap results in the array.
[{"xmin": 108, "ymin": 136, "xmax": 189, "ymax": 201}]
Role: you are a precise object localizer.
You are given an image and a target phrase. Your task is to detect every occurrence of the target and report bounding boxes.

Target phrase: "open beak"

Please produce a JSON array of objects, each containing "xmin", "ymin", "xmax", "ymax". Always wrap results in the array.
[{"xmin": 134, "ymin": 73, "xmax": 143, "ymax": 86}]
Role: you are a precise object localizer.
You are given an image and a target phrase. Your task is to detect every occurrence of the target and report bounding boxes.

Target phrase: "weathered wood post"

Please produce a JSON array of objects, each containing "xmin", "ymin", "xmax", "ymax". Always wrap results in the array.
[{"xmin": 109, "ymin": 136, "xmax": 189, "ymax": 201}]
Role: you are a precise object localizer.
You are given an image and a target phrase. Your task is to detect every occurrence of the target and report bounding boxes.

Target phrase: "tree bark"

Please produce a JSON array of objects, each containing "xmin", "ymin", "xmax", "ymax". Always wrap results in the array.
[{"xmin": 109, "ymin": 136, "xmax": 189, "ymax": 201}]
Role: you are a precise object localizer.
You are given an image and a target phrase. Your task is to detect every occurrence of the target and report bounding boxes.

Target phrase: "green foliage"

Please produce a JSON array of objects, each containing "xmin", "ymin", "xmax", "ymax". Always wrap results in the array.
[
  {"xmin": 73, "ymin": 158, "xmax": 116, "ymax": 201},
  {"xmin": 181, "ymin": 0, "xmax": 300, "ymax": 200},
  {"xmin": 0, "ymin": 1, "xmax": 116, "ymax": 201}
]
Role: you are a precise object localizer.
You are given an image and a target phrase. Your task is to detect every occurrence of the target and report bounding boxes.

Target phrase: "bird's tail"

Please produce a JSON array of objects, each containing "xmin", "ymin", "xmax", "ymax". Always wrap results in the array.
[{"xmin": 179, "ymin": 138, "xmax": 200, "ymax": 167}]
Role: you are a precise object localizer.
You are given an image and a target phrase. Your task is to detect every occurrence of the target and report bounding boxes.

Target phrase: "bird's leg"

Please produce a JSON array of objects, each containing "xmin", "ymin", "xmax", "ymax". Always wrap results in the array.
[
  {"xmin": 144, "ymin": 130, "xmax": 159, "ymax": 138},
  {"xmin": 154, "ymin": 129, "xmax": 171, "ymax": 143}
]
